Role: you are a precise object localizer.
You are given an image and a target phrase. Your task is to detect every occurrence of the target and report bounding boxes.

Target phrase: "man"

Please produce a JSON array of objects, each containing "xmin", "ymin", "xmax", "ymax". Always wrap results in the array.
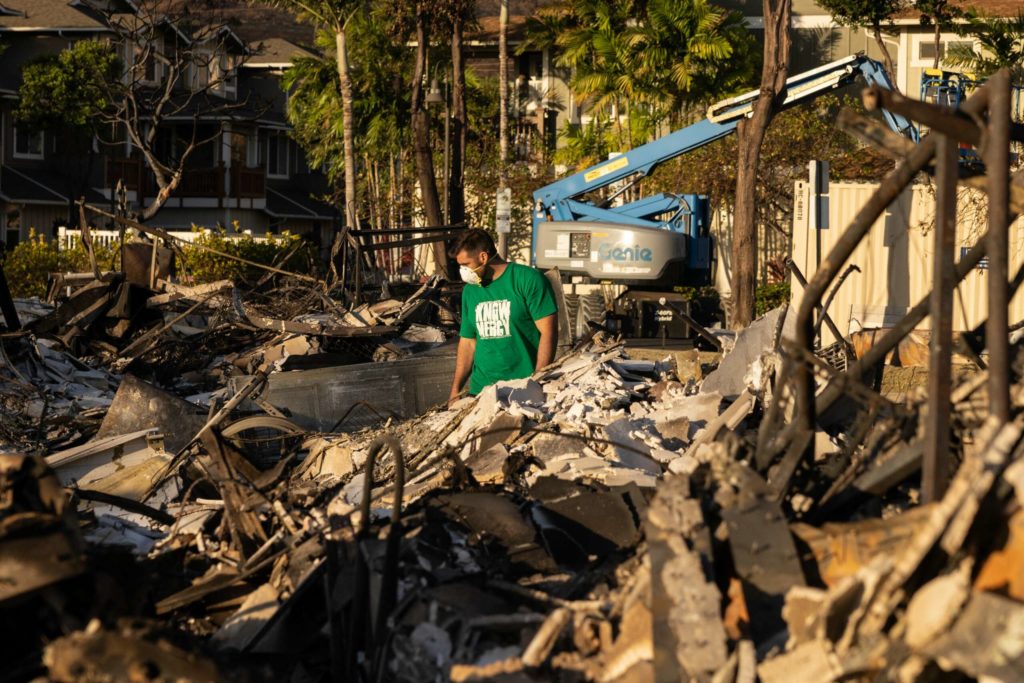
[{"xmin": 448, "ymin": 229, "xmax": 558, "ymax": 404}]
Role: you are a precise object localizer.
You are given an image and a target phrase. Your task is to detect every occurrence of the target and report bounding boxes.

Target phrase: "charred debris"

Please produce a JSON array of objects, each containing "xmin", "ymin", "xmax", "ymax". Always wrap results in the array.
[{"xmin": 4, "ymin": 75, "xmax": 1024, "ymax": 682}]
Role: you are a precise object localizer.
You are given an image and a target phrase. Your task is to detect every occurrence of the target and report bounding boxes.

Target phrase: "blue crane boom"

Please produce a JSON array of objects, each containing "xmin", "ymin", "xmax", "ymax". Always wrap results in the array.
[{"xmin": 531, "ymin": 54, "xmax": 917, "ymax": 283}]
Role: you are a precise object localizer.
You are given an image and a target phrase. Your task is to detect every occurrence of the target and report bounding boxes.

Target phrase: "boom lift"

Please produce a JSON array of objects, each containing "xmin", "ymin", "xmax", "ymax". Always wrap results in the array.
[{"xmin": 531, "ymin": 54, "xmax": 918, "ymax": 305}]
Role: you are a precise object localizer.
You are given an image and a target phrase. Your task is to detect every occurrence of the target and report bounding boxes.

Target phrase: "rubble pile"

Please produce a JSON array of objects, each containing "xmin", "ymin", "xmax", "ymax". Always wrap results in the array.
[
  {"xmin": 0, "ymin": 272, "xmax": 454, "ymax": 452},
  {"xmin": 4, "ymin": 292, "xmax": 1024, "ymax": 681}
]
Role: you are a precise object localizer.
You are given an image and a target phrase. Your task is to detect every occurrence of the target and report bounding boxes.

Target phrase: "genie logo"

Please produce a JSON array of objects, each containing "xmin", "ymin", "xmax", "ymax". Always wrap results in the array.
[{"xmin": 597, "ymin": 242, "xmax": 653, "ymax": 262}]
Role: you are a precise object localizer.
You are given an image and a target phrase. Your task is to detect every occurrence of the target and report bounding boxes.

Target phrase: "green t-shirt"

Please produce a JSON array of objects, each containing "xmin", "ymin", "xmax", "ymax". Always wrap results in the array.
[{"xmin": 459, "ymin": 263, "xmax": 558, "ymax": 394}]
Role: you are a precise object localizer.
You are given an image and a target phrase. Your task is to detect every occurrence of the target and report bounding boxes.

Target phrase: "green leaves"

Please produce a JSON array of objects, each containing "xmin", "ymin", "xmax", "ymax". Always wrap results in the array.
[
  {"xmin": 15, "ymin": 40, "xmax": 121, "ymax": 134},
  {"xmin": 522, "ymin": 0, "xmax": 756, "ymax": 157},
  {"xmin": 3, "ymin": 230, "xmax": 119, "ymax": 298},
  {"xmin": 947, "ymin": 10, "xmax": 1024, "ymax": 81},
  {"xmin": 816, "ymin": 0, "xmax": 908, "ymax": 30},
  {"xmin": 283, "ymin": 9, "xmax": 413, "ymax": 192}
]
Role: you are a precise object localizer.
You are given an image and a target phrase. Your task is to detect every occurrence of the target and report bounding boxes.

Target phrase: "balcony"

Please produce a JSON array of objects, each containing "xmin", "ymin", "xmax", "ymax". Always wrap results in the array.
[
  {"xmin": 105, "ymin": 157, "xmax": 267, "ymax": 204},
  {"xmin": 174, "ymin": 165, "xmax": 225, "ymax": 198},
  {"xmin": 131, "ymin": 163, "xmax": 266, "ymax": 200},
  {"xmin": 231, "ymin": 165, "xmax": 265, "ymax": 198},
  {"xmin": 106, "ymin": 157, "xmax": 143, "ymax": 191}
]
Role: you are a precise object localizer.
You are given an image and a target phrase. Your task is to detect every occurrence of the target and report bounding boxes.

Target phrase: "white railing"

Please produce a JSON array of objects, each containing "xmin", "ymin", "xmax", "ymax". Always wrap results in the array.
[{"xmin": 56, "ymin": 227, "xmax": 267, "ymax": 250}]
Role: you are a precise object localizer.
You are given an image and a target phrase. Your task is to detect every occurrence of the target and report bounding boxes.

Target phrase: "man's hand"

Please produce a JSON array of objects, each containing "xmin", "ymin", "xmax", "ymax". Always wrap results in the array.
[
  {"xmin": 534, "ymin": 313, "xmax": 557, "ymax": 372},
  {"xmin": 449, "ymin": 336, "xmax": 476, "ymax": 407}
]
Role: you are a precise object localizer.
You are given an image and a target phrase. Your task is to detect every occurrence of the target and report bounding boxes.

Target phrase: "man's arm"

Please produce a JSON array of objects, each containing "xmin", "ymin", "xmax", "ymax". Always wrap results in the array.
[
  {"xmin": 533, "ymin": 313, "xmax": 557, "ymax": 372},
  {"xmin": 449, "ymin": 336, "xmax": 476, "ymax": 405}
]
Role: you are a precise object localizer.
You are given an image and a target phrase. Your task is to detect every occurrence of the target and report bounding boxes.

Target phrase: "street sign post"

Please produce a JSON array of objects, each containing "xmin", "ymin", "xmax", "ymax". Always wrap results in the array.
[{"xmin": 496, "ymin": 187, "xmax": 512, "ymax": 235}]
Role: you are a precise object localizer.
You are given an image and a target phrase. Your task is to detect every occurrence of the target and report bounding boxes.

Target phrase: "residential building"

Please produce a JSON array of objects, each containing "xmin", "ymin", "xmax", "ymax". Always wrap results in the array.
[
  {"xmin": 0, "ymin": 0, "xmax": 338, "ymax": 250},
  {"xmin": 726, "ymin": 0, "xmax": 1022, "ymax": 99}
]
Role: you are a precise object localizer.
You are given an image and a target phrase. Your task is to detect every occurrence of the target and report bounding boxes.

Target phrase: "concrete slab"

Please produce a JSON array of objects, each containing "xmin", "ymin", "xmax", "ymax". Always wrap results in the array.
[{"xmin": 701, "ymin": 306, "xmax": 787, "ymax": 400}]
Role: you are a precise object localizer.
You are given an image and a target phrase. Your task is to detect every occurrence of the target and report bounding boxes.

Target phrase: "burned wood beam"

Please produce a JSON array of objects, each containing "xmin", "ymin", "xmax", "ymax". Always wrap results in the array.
[
  {"xmin": 837, "ymin": 107, "xmax": 915, "ymax": 159},
  {"xmin": 79, "ymin": 201, "xmax": 321, "ymax": 285},
  {"xmin": 786, "ymin": 258, "xmax": 847, "ymax": 349},
  {"xmin": 0, "ymin": 262, "xmax": 20, "ymax": 332},
  {"xmin": 986, "ymin": 70, "xmax": 1012, "ymax": 426},
  {"xmin": 74, "ymin": 487, "xmax": 176, "ymax": 525},
  {"xmin": 923, "ymin": 133, "xmax": 959, "ymax": 503},
  {"xmin": 863, "ymin": 85, "xmax": 987, "ymax": 145}
]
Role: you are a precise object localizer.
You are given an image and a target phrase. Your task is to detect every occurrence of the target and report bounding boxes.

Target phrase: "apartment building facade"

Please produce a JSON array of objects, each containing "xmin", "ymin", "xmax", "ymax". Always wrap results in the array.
[{"xmin": 0, "ymin": 0, "xmax": 338, "ymax": 249}]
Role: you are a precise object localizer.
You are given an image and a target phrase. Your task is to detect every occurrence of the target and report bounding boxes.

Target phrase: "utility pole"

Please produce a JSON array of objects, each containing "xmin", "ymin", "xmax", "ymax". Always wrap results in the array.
[{"xmin": 497, "ymin": 0, "xmax": 509, "ymax": 258}]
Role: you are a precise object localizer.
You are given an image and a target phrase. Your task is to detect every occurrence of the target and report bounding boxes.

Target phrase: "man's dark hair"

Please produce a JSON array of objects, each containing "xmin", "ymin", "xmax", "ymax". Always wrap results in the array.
[{"xmin": 451, "ymin": 228, "xmax": 498, "ymax": 258}]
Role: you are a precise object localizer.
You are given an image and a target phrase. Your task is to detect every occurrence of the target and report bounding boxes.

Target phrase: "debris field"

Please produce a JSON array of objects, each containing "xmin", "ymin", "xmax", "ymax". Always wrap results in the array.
[
  {"xmin": 5, "ymin": 77, "xmax": 1024, "ymax": 682},
  {"xmin": 4, "ymin": 267, "xmax": 1024, "ymax": 682}
]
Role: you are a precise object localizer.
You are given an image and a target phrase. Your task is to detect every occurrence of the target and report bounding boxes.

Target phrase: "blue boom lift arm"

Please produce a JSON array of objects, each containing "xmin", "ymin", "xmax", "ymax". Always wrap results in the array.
[{"xmin": 530, "ymin": 54, "xmax": 918, "ymax": 268}]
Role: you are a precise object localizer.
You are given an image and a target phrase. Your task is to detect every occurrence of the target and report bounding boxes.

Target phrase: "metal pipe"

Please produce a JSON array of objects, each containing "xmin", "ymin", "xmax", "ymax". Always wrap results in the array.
[
  {"xmin": 782, "ymin": 83, "xmax": 993, "ymax": 470},
  {"xmin": 987, "ymin": 69, "xmax": 1012, "ymax": 425},
  {"xmin": 349, "ymin": 435, "xmax": 406, "ymax": 679},
  {"xmin": 864, "ymin": 85, "xmax": 988, "ymax": 145},
  {"xmin": 786, "ymin": 257, "xmax": 846, "ymax": 348},
  {"xmin": 923, "ymin": 134, "xmax": 959, "ymax": 503}
]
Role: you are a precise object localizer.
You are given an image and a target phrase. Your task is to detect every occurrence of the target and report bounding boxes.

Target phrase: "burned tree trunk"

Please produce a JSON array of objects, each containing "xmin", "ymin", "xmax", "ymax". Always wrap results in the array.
[
  {"xmin": 449, "ymin": 5, "xmax": 466, "ymax": 227},
  {"xmin": 730, "ymin": 0, "xmax": 791, "ymax": 329},
  {"xmin": 411, "ymin": 4, "xmax": 447, "ymax": 273},
  {"xmin": 335, "ymin": 22, "xmax": 360, "ymax": 231},
  {"xmin": 872, "ymin": 22, "xmax": 901, "ymax": 94}
]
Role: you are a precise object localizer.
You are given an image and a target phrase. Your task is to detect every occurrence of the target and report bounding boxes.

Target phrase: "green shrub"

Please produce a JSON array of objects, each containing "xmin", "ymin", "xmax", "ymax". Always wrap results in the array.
[
  {"xmin": 755, "ymin": 281, "xmax": 791, "ymax": 317},
  {"xmin": 2, "ymin": 229, "xmax": 118, "ymax": 298},
  {"xmin": 176, "ymin": 226, "xmax": 314, "ymax": 284},
  {"xmin": 1, "ymin": 226, "xmax": 314, "ymax": 297}
]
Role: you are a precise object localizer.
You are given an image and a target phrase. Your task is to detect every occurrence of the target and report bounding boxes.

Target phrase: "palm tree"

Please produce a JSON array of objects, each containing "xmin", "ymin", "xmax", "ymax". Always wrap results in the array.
[
  {"xmin": 283, "ymin": 16, "xmax": 411, "ymax": 224},
  {"xmin": 552, "ymin": 115, "xmax": 615, "ymax": 170},
  {"xmin": 947, "ymin": 10, "xmax": 1024, "ymax": 81},
  {"xmin": 521, "ymin": 0, "xmax": 755, "ymax": 146},
  {"xmin": 627, "ymin": 0, "xmax": 756, "ymax": 124},
  {"xmin": 256, "ymin": 0, "xmax": 361, "ymax": 232}
]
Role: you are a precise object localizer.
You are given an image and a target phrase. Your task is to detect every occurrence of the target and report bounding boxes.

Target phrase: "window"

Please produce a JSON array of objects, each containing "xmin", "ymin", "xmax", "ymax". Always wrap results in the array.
[
  {"xmin": 219, "ymin": 54, "xmax": 237, "ymax": 97},
  {"xmin": 918, "ymin": 41, "xmax": 942, "ymax": 61},
  {"xmin": 912, "ymin": 35, "xmax": 977, "ymax": 68},
  {"xmin": 134, "ymin": 38, "xmax": 159, "ymax": 84},
  {"xmin": 13, "ymin": 127, "xmax": 44, "ymax": 159},
  {"xmin": 266, "ymin": 132, "xmax": 289, "ymax": 178},
  {"xmin": 191, "ymin": 50, "xmax": 212, "ymax": 90},
  {"xmin": 246, "ymin": 133, "xmax": 260, "ymax": 167}
]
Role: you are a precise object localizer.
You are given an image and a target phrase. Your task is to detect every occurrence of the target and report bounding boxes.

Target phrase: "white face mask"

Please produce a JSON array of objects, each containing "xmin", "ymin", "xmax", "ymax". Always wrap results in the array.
[{"xmin": 460, "ymin": 264, "xmax": 482, "ymax": 285}]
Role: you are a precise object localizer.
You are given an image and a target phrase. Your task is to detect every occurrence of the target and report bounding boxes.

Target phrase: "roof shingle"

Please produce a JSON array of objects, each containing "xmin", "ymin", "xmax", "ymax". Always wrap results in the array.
[{"xmin": 0, "ymin": 0, "xmax": 106, "ymax": 30}]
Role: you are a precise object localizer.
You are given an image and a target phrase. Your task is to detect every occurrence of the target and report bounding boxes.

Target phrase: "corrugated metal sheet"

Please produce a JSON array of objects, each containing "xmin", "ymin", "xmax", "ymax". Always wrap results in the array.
[
  {"xmin": 791, "ymin": 180, "xmax": 1024, "ymax": 346},
  {"xmin": 711, "ymin": 203, "xmax": 790, "ymax": 299}
]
